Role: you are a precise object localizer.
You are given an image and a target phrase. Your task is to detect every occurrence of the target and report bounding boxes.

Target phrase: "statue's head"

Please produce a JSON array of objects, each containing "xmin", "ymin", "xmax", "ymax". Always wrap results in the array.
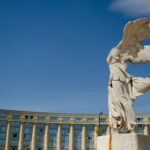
[{"xmin": 107, "ymin": 47, "xmax": 120, "ymax": 64}]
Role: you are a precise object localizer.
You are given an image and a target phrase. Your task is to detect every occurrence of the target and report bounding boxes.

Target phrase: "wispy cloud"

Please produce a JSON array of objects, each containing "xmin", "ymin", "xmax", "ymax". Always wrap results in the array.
[{"xmin": 110, "ymin": 0, "xmax": 150, "ymax": 17}]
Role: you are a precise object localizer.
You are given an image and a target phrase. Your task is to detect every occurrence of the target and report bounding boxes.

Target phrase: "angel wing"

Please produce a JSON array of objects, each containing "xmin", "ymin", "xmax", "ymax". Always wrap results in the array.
[
  {"xmin": 117, "ymin": 18, "xmax": 150, "ymax": 64},
  {"xmin": 132, "ymin": 45, "xmax": 150, "ymax": 64}
]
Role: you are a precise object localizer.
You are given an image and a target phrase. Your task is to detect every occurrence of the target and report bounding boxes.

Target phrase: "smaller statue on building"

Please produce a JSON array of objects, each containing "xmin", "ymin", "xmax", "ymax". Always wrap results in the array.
[{"xmin": 107, "ymin": 18, "xmax": 150, "ymax": 133}]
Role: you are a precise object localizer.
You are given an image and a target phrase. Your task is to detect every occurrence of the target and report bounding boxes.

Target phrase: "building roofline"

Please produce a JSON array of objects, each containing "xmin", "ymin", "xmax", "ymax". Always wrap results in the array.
[{"xmin": 0, "ymin": 109, "xmax": 150, "ymax": 118}]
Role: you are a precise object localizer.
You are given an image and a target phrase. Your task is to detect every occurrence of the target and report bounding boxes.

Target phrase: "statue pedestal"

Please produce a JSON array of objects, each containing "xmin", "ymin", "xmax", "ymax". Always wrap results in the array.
[{"xmin": 97, "ymin": 133, "xmax": 150, "ymax": 150}]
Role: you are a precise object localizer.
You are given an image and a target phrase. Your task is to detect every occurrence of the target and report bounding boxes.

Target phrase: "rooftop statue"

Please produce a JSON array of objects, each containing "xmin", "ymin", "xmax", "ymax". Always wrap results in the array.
[{"xmin": 107, "ymin": 18, "xmax": 150, "ymax": 133}]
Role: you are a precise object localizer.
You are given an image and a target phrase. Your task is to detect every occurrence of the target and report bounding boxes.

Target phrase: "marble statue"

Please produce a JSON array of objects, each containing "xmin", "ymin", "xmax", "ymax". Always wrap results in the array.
[{"xmin": 107, "ymin": 18, "xmax": 150, "ymax": 133}]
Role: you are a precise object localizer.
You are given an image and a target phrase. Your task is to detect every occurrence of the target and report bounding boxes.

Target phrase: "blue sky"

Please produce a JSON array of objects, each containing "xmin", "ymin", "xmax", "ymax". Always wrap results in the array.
[{"xmin": 0, "ymin": 0, "xmax": 150, "ymax": 114}]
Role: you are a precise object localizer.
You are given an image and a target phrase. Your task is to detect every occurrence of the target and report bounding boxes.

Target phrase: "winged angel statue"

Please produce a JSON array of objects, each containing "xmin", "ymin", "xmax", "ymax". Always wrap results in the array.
[{"xmin": 107, "ymin": 18, "xmax": 150, "ymax": 133}]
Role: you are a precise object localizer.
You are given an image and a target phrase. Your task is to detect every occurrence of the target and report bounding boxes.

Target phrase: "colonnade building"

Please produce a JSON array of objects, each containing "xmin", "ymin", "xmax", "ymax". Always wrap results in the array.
[{"xmin": 0, "ymin": 109, "xmax": 150, "ymax": 150}]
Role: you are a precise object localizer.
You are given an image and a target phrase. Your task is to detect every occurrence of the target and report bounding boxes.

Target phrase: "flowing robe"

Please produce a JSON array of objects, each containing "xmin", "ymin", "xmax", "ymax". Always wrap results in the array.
[{"xmin": 108, "ymin": 62, "xmax": 150, "ymax": 133}]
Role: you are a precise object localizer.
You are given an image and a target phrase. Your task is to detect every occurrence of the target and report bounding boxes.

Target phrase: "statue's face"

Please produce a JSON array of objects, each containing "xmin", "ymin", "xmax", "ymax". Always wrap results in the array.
[
  {"xmin": 107, "ymin": 48, "xmax": 121, "ymax": 64},
  {"xmin": 111, "ymin": 48, "xmax": 120, "ymax": 62}
]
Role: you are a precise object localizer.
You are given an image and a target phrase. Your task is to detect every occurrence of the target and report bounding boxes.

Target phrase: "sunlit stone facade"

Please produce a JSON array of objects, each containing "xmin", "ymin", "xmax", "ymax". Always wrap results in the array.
[{"xmin": 0, "ymin": 109, "xmax": 150, "ymax": 150}]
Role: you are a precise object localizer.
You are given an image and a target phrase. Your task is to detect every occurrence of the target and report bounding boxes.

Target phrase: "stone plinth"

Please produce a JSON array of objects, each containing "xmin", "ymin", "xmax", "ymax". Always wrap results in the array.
[{"xmin": 97, "ymin": 133, "xmax": 150, "ymax": 150}]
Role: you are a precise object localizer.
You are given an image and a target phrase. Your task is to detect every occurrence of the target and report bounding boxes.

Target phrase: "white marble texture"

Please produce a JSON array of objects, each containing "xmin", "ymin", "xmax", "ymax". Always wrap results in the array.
[{"xmin": 97, "ymin": 133, "xmax": 150, "ymax": 150}]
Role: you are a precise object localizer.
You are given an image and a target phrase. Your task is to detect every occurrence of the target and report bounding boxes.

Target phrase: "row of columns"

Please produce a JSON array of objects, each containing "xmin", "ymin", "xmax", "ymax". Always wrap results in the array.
[
  {"xmin": 56, "ymin": 124, "xmax": 88, "ymax": 150},
  {"xmin": 4, "ymin": 121, "xmax": 149, "ymax": 150},
  {"xmin": 4, "ymin": 122, "xmax": 96, "ymax": 150}
]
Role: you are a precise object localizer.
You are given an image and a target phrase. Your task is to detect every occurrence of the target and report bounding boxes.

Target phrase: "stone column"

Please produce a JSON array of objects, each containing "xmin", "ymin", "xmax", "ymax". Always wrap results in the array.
[
  {"xmin": 82, "ymin": 125, "xmax": 87, "ymax": 150},
  {"xmin": 5, "ymin": 121, "xmax": 11, "ymax": 150},
  {"xmin": 69, "ymin": 124, "xmax": 74, "ymax": 150},
  {"xmin": 57, "ymin": 124, "xmax": 62, "ymax": 150},
  {"xmin": 94, "ymin": 125, "xmax": 97, "ymax": 150},
  {"xmin": 44, "ymin": 123, "xmax": 50, "ymax": 150},
  {"xmin": 18, "ymin": 122, "xmax": 24, "ymax": 150},
  {"xmin": 106, "ymin": 125, "xmax": 110, "ymax": 135},
  {"xmin": 144, "ymin": 125, "xmax": 149, "ymax": 136},
  {"xmin": 31, "ymin": 123, "xmax": 37, "ymax": 150}
]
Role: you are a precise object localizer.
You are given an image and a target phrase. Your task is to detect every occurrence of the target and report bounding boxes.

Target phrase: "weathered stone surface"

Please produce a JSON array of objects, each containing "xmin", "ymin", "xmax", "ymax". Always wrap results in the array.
[
  {"xmin": 107, "ymin": 18, "xmax": 150, "ymax": 133},
  {"xmin": 97, "ymin": 133, "xmax": 150, "ymax": 150}
]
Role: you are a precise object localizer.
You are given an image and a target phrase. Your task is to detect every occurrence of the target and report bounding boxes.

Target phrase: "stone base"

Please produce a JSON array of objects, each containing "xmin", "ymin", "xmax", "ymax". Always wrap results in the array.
[{"xmin": 97, "ymin": 133, "xmax": 150, "ymax": 150}]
